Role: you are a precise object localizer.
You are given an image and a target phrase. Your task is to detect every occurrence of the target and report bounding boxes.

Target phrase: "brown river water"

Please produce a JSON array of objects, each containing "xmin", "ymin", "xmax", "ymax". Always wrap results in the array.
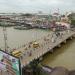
[
  {"xmin": 0, "ymin": 27, "xmax": 75, "ymax": 70},
  {"xmin": 0, "ymin": 27, "xmax": 50, "ymax": 50},
  {"xmin": 42, "ymin": 37, "xmax": 75, "ymax": 70}
]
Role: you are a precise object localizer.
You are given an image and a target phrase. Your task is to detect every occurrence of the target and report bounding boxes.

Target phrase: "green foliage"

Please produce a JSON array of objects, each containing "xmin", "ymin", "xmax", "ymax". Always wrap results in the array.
[
  {"xmin": 21, "ymin": 13, "xmax": 33, "ymax": 17},
  {"xmin": 71, "ymin": 19, "xmax": 75, "ymax": 25},
  {"xmin": 36, "ymin": 20, "xmax": 41, "ymax": 23},
  {"xmin": 68, "ymin": 13, "xmax": 75, "ymax": 21}
]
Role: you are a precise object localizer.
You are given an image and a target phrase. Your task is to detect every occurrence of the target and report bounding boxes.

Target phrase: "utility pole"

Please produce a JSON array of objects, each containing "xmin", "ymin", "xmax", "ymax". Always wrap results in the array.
[{"xmin": 3, "ymin": 21, "xmax": 8, "ymax": 52}]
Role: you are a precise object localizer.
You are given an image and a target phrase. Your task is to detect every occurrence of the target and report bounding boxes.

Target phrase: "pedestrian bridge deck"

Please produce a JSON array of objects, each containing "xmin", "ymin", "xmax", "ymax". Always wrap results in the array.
[{"xmin": 15, "ymin": 30, "xmax": 75, "ymax": 67}]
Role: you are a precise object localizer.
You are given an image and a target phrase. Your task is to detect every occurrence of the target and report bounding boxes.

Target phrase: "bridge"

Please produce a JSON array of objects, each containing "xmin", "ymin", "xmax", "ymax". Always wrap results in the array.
[{"xmin": 13, "ymin": 29, "xmax": 75, "ymax": 67}]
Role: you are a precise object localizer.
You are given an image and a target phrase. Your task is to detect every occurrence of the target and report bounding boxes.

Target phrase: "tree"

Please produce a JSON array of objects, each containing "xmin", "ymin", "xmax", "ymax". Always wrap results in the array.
[
  {"xmin": 68, "ymin": 13, "xmax": 75, "ymax": 26},
  {"xmin": 68, "ymin": 13, "xmax": 75, "ymax": 20},
  {"xmin": 21, "ymin": 13, "xmax": 33, "ymax": 17},
  {"xmin": 71, "ymin": 19, "xmax": 75, "ymax": 25},
  {"xmin": 29, "ymin": 59, "xmax": 41, "ymax": 75}
]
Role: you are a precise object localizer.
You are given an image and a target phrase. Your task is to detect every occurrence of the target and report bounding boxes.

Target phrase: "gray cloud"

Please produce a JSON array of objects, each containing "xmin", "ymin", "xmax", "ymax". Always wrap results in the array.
[{"xmin": 0, "ymin": 0, "xmax": 74, "ymax": 13}]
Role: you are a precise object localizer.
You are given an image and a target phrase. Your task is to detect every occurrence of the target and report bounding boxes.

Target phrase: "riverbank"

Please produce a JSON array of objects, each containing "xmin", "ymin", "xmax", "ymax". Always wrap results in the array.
[{"xmin": 41, "ymin": 38, "xmax": 75, "ymax": 70}]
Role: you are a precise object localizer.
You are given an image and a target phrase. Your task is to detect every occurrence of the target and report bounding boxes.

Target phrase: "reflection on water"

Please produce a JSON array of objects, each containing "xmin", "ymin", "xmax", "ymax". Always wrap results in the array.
[
  {"xmin": 0, "ymin": 27, "xmax": 50, "ymax": 50},
  {"xmin": 42, "ymin": 38, "xmax": 75, "ymax": 70}
]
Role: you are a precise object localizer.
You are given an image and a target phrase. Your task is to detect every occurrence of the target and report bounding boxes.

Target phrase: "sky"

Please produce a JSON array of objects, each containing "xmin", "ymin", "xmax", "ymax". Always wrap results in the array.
[{"xmin": 0, "ymin": 0, "xmax": 75, "ymax": 13}]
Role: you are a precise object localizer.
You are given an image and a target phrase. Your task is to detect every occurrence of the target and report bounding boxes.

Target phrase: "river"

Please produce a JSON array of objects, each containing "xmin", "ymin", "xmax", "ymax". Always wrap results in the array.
[
  {"xmin": 0, "ymin": 27, "xmax": 75, "ymax": 70},
  {"xmin": 0, "ymin": 27, "xmax": 50, "ymax": 50},
  {"xmin": 42, "ymin": 37, "xmax": 75, "ymax": 70}
]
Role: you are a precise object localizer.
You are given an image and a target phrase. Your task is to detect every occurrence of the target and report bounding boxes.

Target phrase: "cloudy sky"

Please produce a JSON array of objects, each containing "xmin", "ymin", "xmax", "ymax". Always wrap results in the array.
[{"xmin": 0, "ymin": 0, "xmax": 75, "ymax": 13}]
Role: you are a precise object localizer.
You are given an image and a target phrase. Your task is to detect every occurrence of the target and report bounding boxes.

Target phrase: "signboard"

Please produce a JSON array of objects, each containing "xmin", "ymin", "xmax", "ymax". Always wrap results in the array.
[{"xmin": 0, "ymin": 50, "xmax": 21, "ymax": 75}]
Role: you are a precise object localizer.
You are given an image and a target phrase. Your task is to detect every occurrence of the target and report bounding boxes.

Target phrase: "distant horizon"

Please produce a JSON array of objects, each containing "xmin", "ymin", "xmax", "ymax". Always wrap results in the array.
[{"xmin": 0, "ymin": 10, "xmax": 74, "ymax": 15}]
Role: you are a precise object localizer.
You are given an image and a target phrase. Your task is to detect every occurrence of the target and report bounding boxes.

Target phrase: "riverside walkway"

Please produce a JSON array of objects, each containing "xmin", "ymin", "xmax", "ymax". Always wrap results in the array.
[{"xmin": 15, "ymin": 30, "xmax": 75, "ymax": 67}]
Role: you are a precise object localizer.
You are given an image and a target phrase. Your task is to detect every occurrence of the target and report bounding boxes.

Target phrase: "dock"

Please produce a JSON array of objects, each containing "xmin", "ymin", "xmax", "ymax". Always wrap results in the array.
[{"xmin": 15, "ymin": 30, "xmax": 75, "ymax": 67}]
